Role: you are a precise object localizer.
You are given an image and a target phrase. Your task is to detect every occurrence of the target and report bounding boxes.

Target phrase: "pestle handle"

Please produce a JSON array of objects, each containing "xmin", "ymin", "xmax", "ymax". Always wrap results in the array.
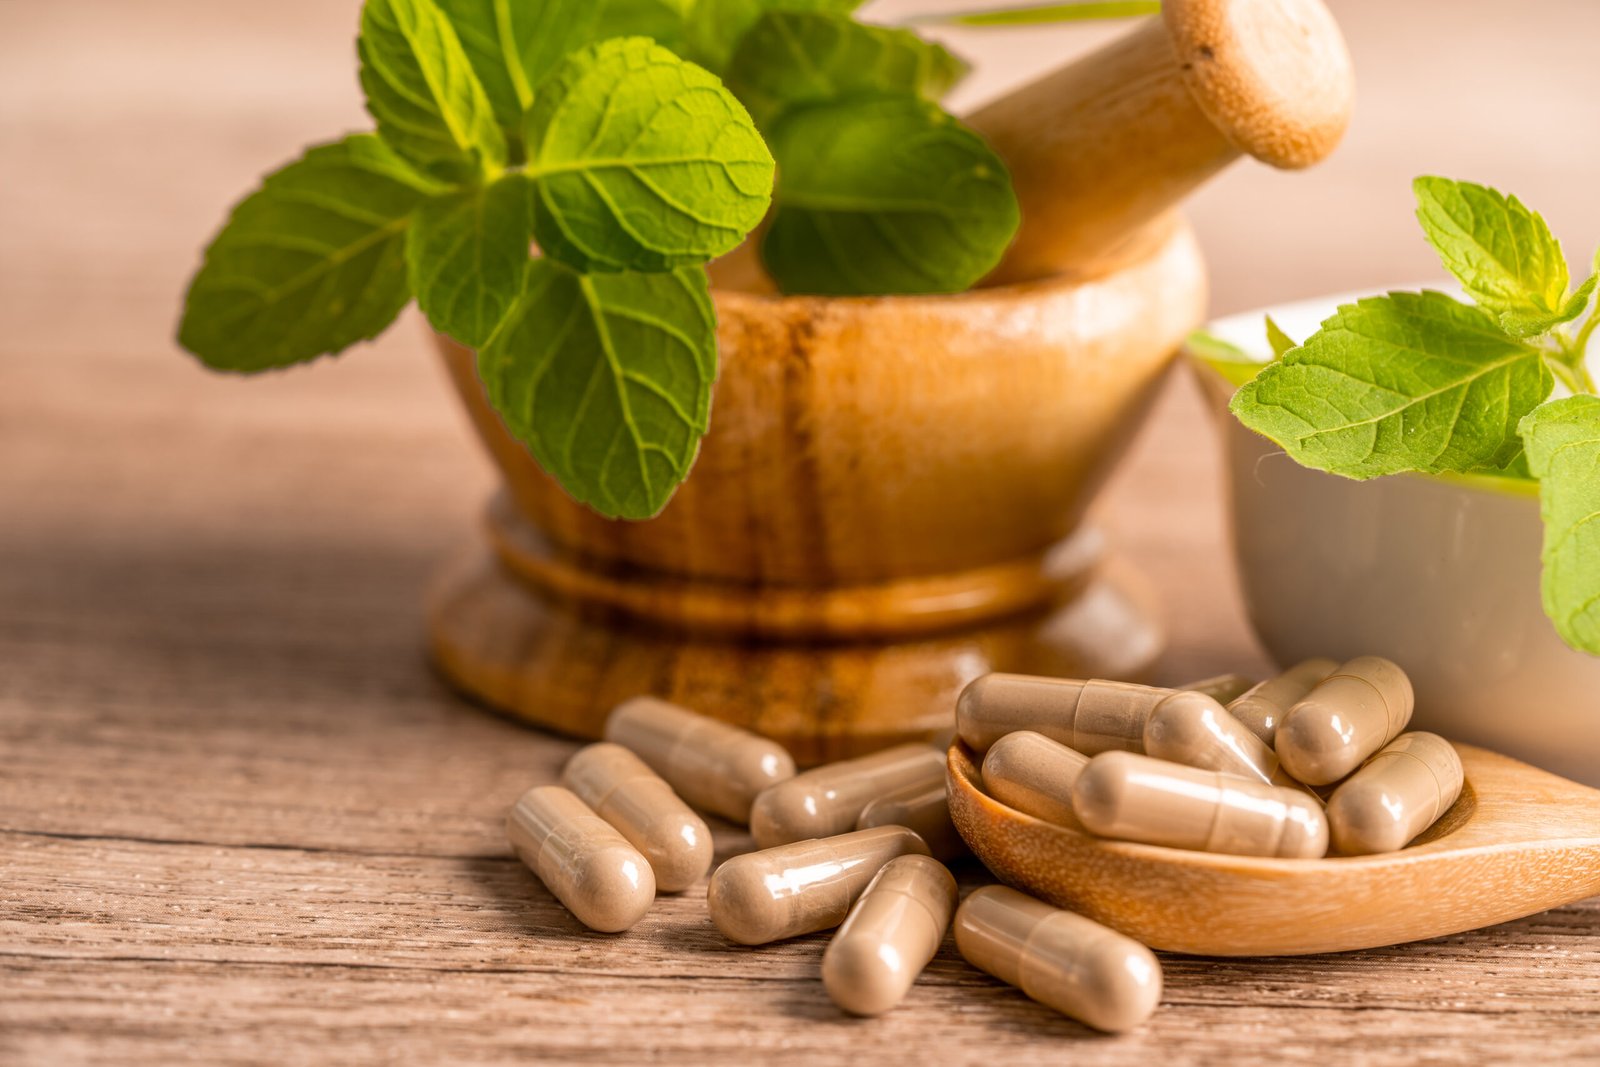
[{"xmin": 974, "ymin": 0, "xmax": 1354, "ymax": 287}]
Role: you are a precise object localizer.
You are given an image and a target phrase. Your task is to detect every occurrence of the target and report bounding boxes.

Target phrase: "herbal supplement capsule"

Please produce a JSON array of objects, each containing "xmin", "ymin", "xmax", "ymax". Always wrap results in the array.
[
  {"xmin": 1227, "ymin": 658, "xmax": 1339, "ymax": 745},
  {"xmin": 954, "ymin": 886, "xmax": 1161, "ymax": 1033},
  {"xmin": 980, "ymin": 730, "xmax": 1089, "ymax": 831},
  {"xmin": 560, "ymin": 742, "xmax": 713, "ymax": 893},
  {"xmin": 750, "ymin": 743, "xmax": 945, "ymax": 849},
  {"xmin": 1177, "ymin": 672, "xmax": 1256, "ymax": 706},
  {"xmin": 707, "ymin": 826, "xmax": 930, "ymax": 945},
  {"xmin": 1143, "ymin": 690, "xmax": 1287, "ymax": 787},
  {"xmin": 822, "ymin": 855, "xmax": 958, "ymax": 1016},
  {"xmin": 1275, "ymin": 656, "xmax": 1415, "ymax": 786},
  {"xmin": 505, "ymin": 785, "xmax": 655, "ymax": 933},
  {"xmin": 1073, "ymin": 751, "xmax": 1328, "ymax": 858},
  {"xmin": 955, "ymin": 673, "xmax": 1173, "ymax": 755},
  {"xmin": 1326, "ymin": 732, "xmax": 1464, "ymax": 855},
  {"xmin": 603, "ymin": 696, "xmax": 796, "ymax": 824},
  {"xmin": 856, "ymin": 783, "xmax": 969, "ymax": 862}
]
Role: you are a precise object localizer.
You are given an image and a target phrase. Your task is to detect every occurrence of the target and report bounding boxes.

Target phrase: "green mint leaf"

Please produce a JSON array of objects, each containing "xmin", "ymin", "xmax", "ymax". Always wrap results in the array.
[
  {"xmin": 685, "ymin": 0, "xmax": 861, "ymax": 75},
  {"xmin": 1412, "ymin": 176, "xmax": 1572, "ymax": 337},
  {"xmin": 1520, "ymin": 396, "xmax": 1600, "ymax": 655},
  {"xmin": 478, "ymin": 259, "xmax": 715, "ymax": 519},
  {"xmin": 1186, "ymin": 330, "xmax": 1262, "ymax": 388},
  {"xmin": 595, "ymin": 0, "xmax": 694, "ymax": 51},
  {"xmin": 760, "ymin": 96, "xmax": 1019, "ymax": 295},
  {"xmin": 1229, "ymin": 290, "xmax": 1553, "ymax": 479},
  {"xmin": 524, "ymin": 38, "xmax": 774, "ymax": 273},
  {"xmin": 433, "ymin": 0, "xmax": 603, "ymax": 147},
  {"xmin": 407, "ymin": 174, "xmax": 533, "ymax": 347},
  {"xmin": 179, "ymin": 134, "xmax": 440, "ymax": 372},
  {"xmin": 1264, "ymin": 315, "xmax": 1297, "ymax": 359},
  {"xmin": 359, "ymin": 0, "xmax": 507, "ymax": 182},
  {"xmin": 914, "ymin": 1, "xmax": 1159, "ymax": 26},
  {"xmin": 725, "ymin": 11, "xmax": 967, "ymax": 128}
]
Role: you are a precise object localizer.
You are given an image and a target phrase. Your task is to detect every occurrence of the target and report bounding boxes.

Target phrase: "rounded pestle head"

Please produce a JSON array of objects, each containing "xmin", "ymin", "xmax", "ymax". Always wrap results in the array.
[{"xmin": 1163, "ymin": 0, "xmax": 1355, "ymax": 169}]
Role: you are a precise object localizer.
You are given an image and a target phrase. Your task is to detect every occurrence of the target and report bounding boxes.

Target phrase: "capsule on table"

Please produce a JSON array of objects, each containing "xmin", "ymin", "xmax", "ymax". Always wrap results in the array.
[
  {"xmin": 603, "ymin": 696, "xmax": 796, "ymax": 824},
  {"xmin": 506, "ymin": 785, "xmax": 655, "ymax": 932},
  {"xmin": 1227, "ymin": 658, "xmax": 1339, "ymax": 745},
  {"xmin": 955, "ymin": 673, "xmax": 1173, "ymax": 755},
  {"xmin": 856, "ymin": 782, "xmax": 969, "ymax": 862},
  {"xmin": 560, "ymin": 742, "xmax": 713, "ymax": 893},
  {"xmin": 1073, "ymin": 751, "xmax": 1328, "ymax": 858},
  {"xmin": 822, "ymin": 855, "xmax": 958, "ymax": 1016},
  {"xmin": 750, "ymin": 743, "xmax": 945, "ymax": 849},
  {"xmin": 980, "ymin": 730, "xmax": 1089, "ymax": 831},
  {"xmin": 1326, "ymin": 732, "xmax": 1464, "ymax": 855},
  {"xmin": 707, "ymin": 826, "xmax": 930, "ymax": 945},
  {"xmin": 1176, "ymin": 672, "xmax": 1257, "ymax": 706},
  {"xmin": 1143, "ymin": 690, "xmax": 1287, "ymax": 787},
  {"xmin": 1276, "ymin": 657, "xmax": 1414, "ymax": 786},
  {"xmin": 954, "ymin": 886, "xmax": 1161, "ymax": 1033}
]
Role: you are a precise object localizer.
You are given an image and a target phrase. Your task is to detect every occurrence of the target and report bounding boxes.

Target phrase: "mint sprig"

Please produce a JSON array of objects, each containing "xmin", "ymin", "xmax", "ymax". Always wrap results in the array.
[
  {"xmin": 1227, "ymin": 176, "xmax": 1600, "ymax": 655},
  {"xmin": 179, "ymin": 0, "xmax": 1032, "ymax": 518}
]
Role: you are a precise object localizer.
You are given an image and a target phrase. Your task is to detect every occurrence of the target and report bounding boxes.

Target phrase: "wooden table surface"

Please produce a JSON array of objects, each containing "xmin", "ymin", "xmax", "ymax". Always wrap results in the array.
[{"xmin": 4, "ymin": 2, "xmax": 1598, "ymax": 1063}]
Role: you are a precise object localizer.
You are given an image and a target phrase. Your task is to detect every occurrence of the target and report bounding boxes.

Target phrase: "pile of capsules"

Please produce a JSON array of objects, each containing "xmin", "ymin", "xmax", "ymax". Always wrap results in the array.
[{"xmin": 505, "ymin": 655, "xmax": 1463, "ymax": 1034}]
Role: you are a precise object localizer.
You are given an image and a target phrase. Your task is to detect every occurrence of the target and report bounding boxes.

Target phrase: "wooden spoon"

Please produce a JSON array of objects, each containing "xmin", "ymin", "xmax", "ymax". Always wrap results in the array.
[{"xmin": 947, "ymin": 740, "xmax": 1600, "ymax": 956}]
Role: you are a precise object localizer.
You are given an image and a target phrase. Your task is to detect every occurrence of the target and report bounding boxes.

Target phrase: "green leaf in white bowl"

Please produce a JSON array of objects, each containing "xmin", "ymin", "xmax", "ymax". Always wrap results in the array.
[
  {"xmin": 407, "ymin": 174, "xmax": 533, "ymax": 348},
  {"xmin": 477, "ymin": 259, "xmax": 716, "ymax": 520},
  {"xmin": 725, "ymin": 11, "xmax": 966, "ymax": 128},
  {"xmin": 359, "ymin": 0, "xmax": 507, "ymax": 182},
  {"xmin": 524, "ymin": 38, "xmax": 775, "ymax": 274},
  {"xmin": 1230, "ymin": 290, "xmax": 1553, "ymax": 479},
  {"xmin": 1520, "ymin": 395, "xmax": 1600, "ymax": 656},
  {"xmin": 761, "ymin": 96, "xmax": 1018, "ymax": 295},
  {"xmin": 179, "ymin": 134, "xmax": 441, "ymax": 372},
  {"xmin": 1413, "ymin": 176, "xmax": 1584, "ymax": 338}
]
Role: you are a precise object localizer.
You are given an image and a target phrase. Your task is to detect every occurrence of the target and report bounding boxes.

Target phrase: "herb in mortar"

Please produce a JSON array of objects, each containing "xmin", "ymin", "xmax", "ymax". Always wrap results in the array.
[
  {"xmin": 180, "ymin": 0, "xmax": 1117, "ymax": 518},
  {"xmin": 1225, "ymin": 176, "xmax": 1600, "ymax": 655}
]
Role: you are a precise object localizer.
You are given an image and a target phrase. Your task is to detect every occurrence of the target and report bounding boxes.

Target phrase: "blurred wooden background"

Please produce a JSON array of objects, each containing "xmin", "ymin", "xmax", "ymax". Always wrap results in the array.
[{"xmin": 3, "ymin": 2, "xmax": 1598, "ymax": 1064}]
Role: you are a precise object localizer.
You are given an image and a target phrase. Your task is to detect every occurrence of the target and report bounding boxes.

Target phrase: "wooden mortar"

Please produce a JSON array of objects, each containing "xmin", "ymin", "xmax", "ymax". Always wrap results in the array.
[
  {"xmin": 430, "ymin": 218, "xmax": 1203, "ymax": 764},
  {"xmin": 427, "ymin": 0, "xmax": 1352, "ymax": 762}
]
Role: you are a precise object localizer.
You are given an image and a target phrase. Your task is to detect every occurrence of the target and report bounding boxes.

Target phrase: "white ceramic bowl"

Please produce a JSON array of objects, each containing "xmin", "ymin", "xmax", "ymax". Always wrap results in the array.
[{"xmin": 1194, "ymin": 294, "xmax": 1600, "ymax": 787}]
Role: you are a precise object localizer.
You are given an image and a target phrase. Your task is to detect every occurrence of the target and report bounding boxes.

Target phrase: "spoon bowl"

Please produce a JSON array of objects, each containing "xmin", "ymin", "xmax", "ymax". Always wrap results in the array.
[{"xmin": 948, "ymin": 740, "xmax": 1600, "ymax": 956}]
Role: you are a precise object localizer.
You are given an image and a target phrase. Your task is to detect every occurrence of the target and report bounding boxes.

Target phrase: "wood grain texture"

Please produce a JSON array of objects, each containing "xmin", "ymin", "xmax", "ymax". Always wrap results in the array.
[{"xmin": 3, "ymin": 1, "xmax": 1599, "ymax": 1063}]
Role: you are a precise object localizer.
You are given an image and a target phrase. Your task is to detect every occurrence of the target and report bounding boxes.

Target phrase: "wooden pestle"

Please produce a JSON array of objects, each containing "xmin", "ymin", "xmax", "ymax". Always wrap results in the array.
[
  {"xmin": 709, "ymin": 0, "xmax": 1353, "ymax": 294},
  {"xmin": 974, "ymin": 0, "xmax": 1353, "ymax": 286}
]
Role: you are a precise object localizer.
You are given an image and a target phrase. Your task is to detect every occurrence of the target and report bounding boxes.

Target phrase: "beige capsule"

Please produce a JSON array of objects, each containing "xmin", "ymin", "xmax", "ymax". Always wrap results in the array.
[
  {"xmin": 955, "ymin": 673, "xmax": 1173, "ymax": 755},
  {"xmin": 1176, "ymin": 672, "xmax": 1257, "ymax": 706},
  {"xmin": 707, "ymin": 826, "xmax": 930, "ymax": 945},
  {"xmin": 560, "ymin": 742, "xmax": 714, "ymax": 893},
  {"xmin": 1276, "ymin": 656, "xmax": 1415, "ymax": 786},
  {"xmin": 1326, "ymin": 732, "xmax": 1464, "ymax": 855},
  {"xmin": 1143, "ymin": 690, "xmax": 1288, "ymax": 787},
  {"xmin": 603, "ymin": 696, "xmax": 796, "ymax": 824},
  {"xmin": 750, "ymin": 743, "xmax": 945, "ymax": 848},
  {"xmin": 856, "ymin": 782, "xmax": 970, "ymax": 862},
  {"xmin": 980, "ymin": 730, "xmax": 1089, "ymax": 831},
  {"xmin": 1073, "ymin": 751, "xmax": 1328, "ymax": 858},
  {"xmin": 954, "ymin": 886, "xmax": 1161, "ymax": 1033},
  {"xmin": 1227, "ymin": 658, "xmax": 1339, "ymax": 745},
  {"xmin": 822, "ymin": 855, "xmax": 958, "ymax": 1016},
  {"xmin": 506, "ymin": 785, "xmax": 655, "ymax": 933}
]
